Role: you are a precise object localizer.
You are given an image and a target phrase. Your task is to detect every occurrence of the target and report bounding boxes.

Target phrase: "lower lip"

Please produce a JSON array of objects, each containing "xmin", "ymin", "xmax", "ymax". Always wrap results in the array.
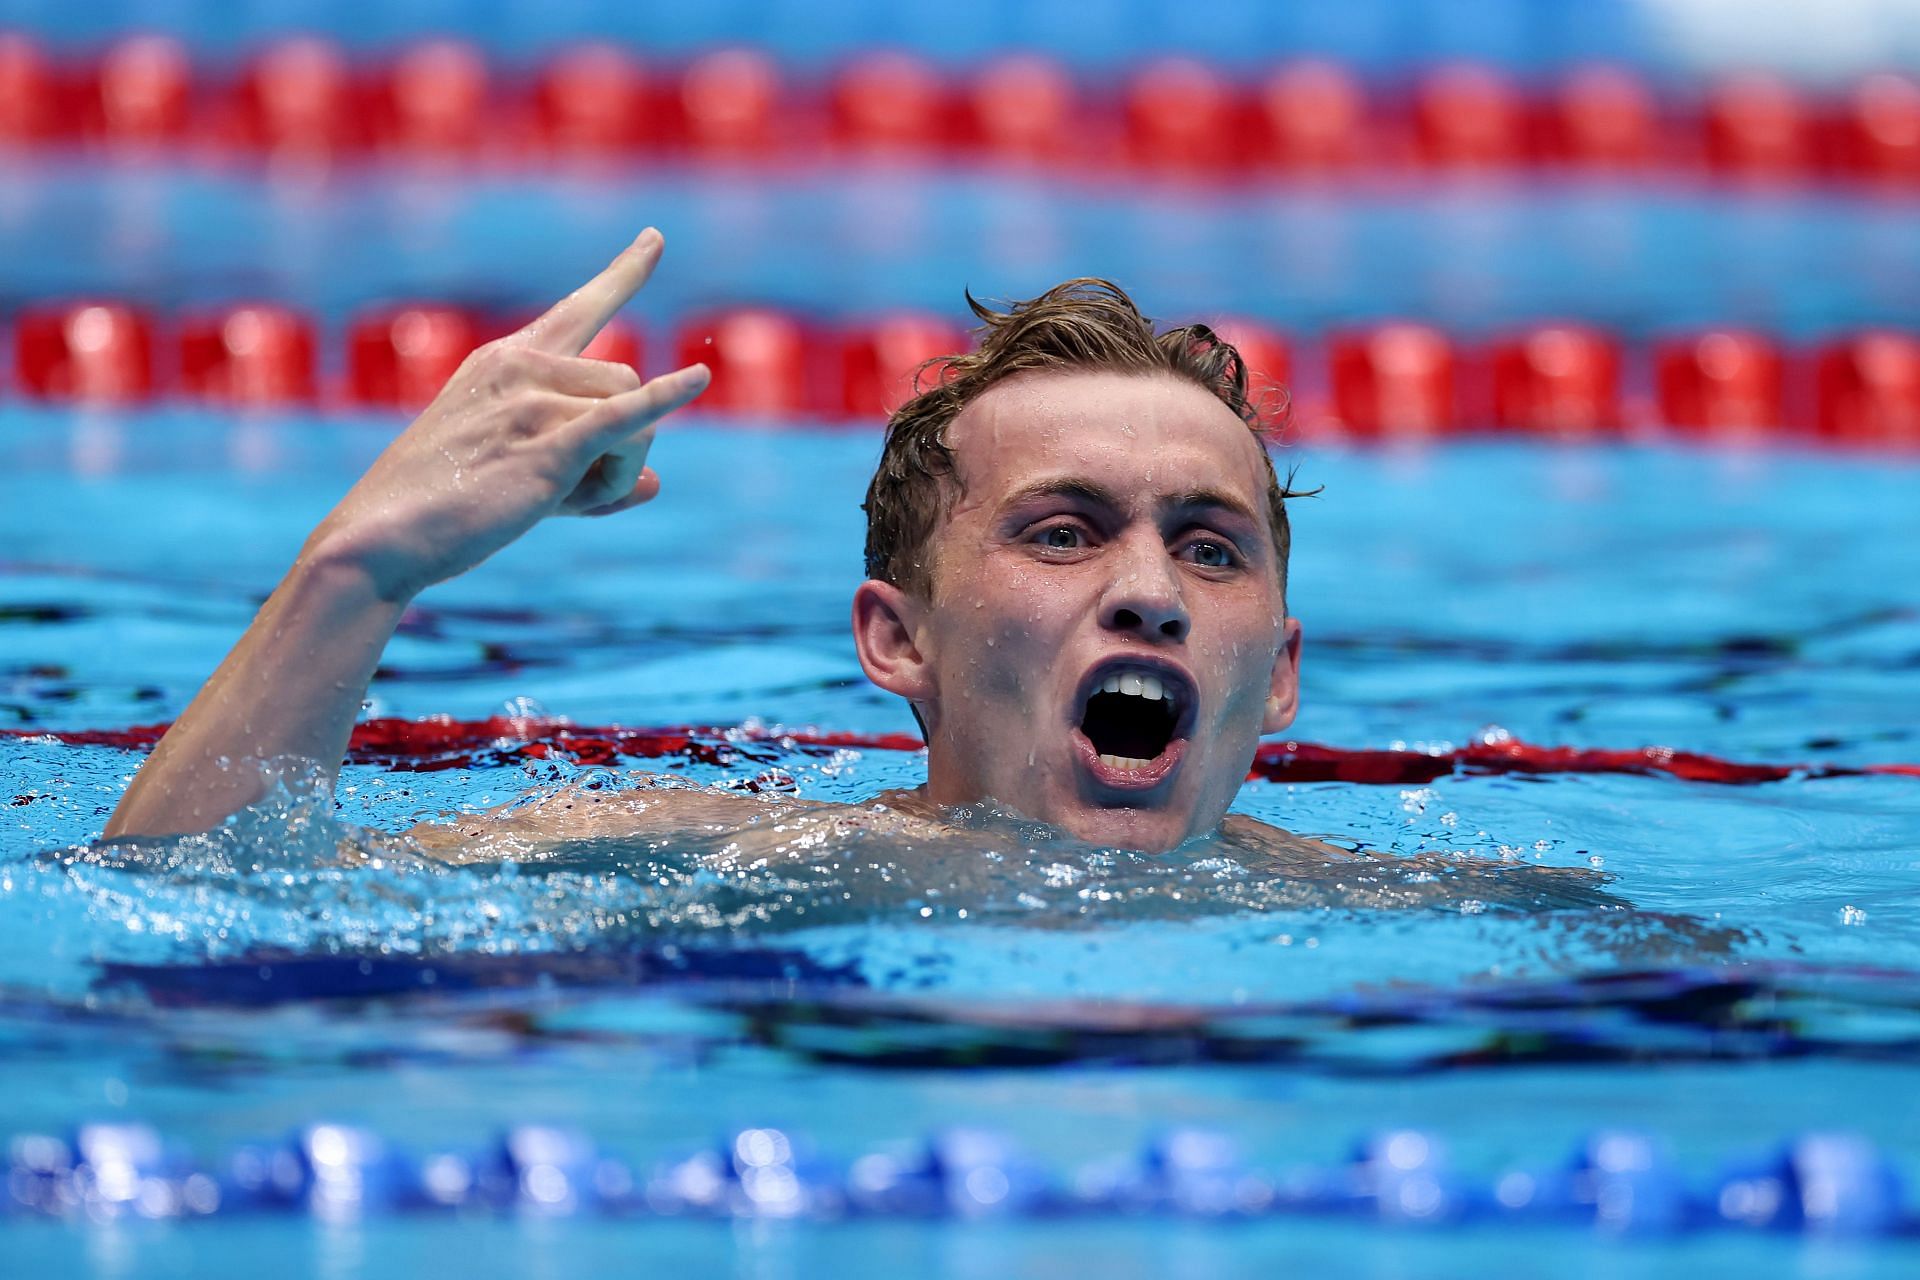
[{"xmin": 1073, "ymin": 731, "xmax": 1187, "ymax": 793}]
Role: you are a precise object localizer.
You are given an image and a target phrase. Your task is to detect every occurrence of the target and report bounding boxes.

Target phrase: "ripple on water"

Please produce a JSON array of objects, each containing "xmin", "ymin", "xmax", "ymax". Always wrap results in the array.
[{"xmin": 0, "ymin": 748, "xmax": 1766, "ymax": 1009}]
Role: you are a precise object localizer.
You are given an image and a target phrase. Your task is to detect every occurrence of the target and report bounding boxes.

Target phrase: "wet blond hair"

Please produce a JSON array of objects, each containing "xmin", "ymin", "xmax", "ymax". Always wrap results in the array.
[{"xmin": 862, "ymin": 277, "xmax": 1304, "ymax": 600}]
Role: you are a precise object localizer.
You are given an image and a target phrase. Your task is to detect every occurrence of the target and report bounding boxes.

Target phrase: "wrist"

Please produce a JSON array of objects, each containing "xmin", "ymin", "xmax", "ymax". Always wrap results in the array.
[
  {"xmin": 290, "ymin": 531, "xmax": 419, "ymax": 613},
  {"xmin": 295, "ymin": 520, "xmax": 425, "ymax": 608}
]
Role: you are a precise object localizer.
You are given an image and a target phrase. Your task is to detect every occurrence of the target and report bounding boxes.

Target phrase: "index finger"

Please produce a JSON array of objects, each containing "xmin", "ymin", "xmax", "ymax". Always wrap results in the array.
[{"xmin": 509, "ymin": 228, "xmax": 664, "ymax": 356}]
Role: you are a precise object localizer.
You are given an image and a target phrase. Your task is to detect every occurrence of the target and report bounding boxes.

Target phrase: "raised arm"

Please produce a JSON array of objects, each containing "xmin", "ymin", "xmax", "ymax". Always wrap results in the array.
[{"xmin": 104, "ymin": 230, "xmax": 709, "ymax": 839}]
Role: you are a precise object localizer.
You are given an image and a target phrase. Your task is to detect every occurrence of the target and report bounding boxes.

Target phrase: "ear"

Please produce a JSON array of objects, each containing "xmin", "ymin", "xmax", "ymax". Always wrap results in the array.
[
  {"xmin": 1261, "ymin": 616, "xmax": 1303, "ymax": 734},
  {"xmin": 852, "ymin": 579, "xmax": 937, "ymax": 710}
]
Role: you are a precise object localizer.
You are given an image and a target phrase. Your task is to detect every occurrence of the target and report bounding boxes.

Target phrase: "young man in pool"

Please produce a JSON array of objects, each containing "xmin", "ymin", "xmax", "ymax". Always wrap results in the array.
[{"xmin": 103, "ymin": 230, "xmax": 1326, "ymax": 861}]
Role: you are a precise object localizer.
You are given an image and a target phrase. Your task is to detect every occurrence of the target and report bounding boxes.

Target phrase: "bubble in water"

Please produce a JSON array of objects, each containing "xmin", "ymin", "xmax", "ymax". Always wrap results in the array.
[{"xmin": 1840, "ymin": 904, "xmax": 1869, "ymax": 926}]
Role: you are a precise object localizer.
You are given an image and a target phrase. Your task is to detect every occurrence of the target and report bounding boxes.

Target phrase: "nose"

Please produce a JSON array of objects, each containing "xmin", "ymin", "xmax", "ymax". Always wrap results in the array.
[{"xmin": 1099, "ymin": 536, "xmax": 1190, "ymax": 642}]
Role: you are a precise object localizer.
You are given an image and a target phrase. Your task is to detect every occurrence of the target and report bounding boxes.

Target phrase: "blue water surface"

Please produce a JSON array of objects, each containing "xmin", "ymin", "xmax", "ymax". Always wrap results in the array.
[
  {"xmin": 4, "ymin": 165, "xmax": 1917, "ymax": 342},
  {"xmin": 7, "ymin": 0, "xmax": 1920, "ymax": 1267},
  {"xmin": 3, "ymin": 401, "xmax": 1919, "ymax": 1275}
]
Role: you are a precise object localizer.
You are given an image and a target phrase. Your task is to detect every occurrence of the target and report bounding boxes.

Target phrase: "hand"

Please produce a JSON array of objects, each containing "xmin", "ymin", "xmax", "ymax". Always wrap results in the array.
[{"xmin": 302, "ymin": 228, "xmax": 710, "ymax": 602}]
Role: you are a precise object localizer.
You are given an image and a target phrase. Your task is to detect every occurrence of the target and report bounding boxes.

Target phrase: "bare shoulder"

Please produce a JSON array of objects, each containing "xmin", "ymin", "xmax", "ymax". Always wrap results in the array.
[
  {"xmin": 401, "ymin": 777, "xmax": 937, "ymax": 864},
  {"xmin": 1213, "ymin": 813, "xmax": 1364, "ymax": 868}
]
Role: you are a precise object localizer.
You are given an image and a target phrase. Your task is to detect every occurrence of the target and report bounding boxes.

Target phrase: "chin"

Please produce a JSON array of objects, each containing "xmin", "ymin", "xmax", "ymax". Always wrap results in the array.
[{"xmin": 1054, "ymin": 804, "xmax": 1196, "ymax": 853}]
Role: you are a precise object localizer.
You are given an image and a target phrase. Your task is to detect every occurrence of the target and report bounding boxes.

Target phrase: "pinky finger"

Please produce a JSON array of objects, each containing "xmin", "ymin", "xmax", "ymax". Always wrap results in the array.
[{"xmin": 579, "ymin": 468, "xmax": 663, "ymax": 518}]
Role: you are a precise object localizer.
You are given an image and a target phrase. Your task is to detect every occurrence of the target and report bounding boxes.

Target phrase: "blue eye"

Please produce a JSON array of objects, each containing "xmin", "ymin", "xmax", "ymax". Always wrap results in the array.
[
  {"xmin": 1036, "ymin": 525, "xmax": 1083, "ymax": 551},
  {"xmin": 1186, "ymin": 539, "xmax": 1235, "ymax": 568}
]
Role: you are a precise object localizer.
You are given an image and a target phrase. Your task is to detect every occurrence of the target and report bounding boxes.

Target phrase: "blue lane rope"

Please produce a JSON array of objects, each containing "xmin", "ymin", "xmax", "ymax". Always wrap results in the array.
[{"xmin": 2, "ymin": 1123, "xmax": 1908, "ymax": 1236}]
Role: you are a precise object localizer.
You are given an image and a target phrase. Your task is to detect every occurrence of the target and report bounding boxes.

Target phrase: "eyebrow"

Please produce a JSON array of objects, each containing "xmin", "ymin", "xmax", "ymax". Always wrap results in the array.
[
  {"xmin": 999, "ymin": 478, "xmax": 1124, "ymax": 512},
  {"xmin": 1163, "ymin": 487, "xmax": 1264, "ymax": 527},
  {"xmin": 998, "ymin": 479, "xmax": 1263, "ymax": 528}
]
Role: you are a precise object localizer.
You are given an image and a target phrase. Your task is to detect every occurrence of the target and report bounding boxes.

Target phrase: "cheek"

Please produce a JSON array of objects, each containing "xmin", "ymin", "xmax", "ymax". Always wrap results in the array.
[
  {"xmin": 971, "ymin": 625, "xmax": 1031, "ymax": 703},
  {"xmin": 1203, "ymin": 609, "xmax": 1286, "ymax": 722},
  {"xmin": 945, "ymin": 565, "xmax": 1076, "ymax": 704}
]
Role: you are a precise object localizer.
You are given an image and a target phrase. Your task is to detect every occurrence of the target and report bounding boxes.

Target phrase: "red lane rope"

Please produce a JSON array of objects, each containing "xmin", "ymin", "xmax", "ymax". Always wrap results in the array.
[
  {"xmin": 4, "ymin": 34, "xmax": 1918, "ymax": 192},
  {"xmin": 5, "ymin": 717, "xmax": 1915, "ymax": 786},
  {"xmin": 13, "ymin": 297, "xmax": 1920, "ymax": 450}
]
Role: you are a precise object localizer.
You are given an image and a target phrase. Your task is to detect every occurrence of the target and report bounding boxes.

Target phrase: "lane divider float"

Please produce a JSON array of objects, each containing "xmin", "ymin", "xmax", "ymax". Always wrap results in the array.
[
  {"xmin": 7, "ymin": 299, "xmax": 1920, "ymax": 445},
  {"xmin": 4, "ymin": 33, "xmax": 1919, "ymax": 189},
  {"xmin": 2, "ymin": 1120, "xmax": 1907, "ymax": 1235},
  {"xmin": 6, "ymin": 717, "xmax": 1916, "ymax": 786}
]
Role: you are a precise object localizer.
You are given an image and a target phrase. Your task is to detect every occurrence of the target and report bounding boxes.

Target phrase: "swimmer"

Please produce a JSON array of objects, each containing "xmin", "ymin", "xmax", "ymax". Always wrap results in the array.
[{"xmin": 101, "ymin": 231, "xmax": 1334, "ymax": 863}]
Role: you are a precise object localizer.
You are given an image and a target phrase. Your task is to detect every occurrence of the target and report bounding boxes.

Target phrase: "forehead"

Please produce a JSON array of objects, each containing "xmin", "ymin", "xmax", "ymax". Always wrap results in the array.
[{"xmin": 943, "ymin": 369, "xmax": 1270, "ymax": 509}]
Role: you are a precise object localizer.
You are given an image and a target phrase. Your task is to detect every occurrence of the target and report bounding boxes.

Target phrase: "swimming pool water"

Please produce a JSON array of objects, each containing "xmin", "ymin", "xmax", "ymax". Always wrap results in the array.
[
  {"xmin": 4, "ymin": 404, "xmax": 1919, "ymax": 1274},
  {"xmin": 5, "ymin": 164, "xmax": 1918, "ymax": 341}
]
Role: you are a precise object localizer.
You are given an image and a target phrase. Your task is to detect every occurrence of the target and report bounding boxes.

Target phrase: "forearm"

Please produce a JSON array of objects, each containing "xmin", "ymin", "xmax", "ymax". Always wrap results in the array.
[
  {"xmin": 102, "ymin": 229, "xmax": 700, "ymax": 841},
  {"xmin": 103, "ymin": 550, "xmax": 408, "ymax": 839}
]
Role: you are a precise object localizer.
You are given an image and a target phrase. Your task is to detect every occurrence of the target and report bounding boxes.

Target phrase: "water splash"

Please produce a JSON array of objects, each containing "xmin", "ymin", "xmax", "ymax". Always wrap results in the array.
[{"xmin": 0, "ymin": 746, "xmax": 1756, "ymax": 1011}]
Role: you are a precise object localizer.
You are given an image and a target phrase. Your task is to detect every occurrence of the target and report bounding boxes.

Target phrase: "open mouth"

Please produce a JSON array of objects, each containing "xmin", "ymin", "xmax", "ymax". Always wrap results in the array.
[{"xmin": 1073, "ymin": 662, "xmax": 1194, "ymax": 790}]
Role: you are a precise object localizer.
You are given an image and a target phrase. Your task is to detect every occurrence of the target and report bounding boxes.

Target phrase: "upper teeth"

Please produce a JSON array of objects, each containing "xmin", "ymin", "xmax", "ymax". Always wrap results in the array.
[{"xmin": 1101, "ymin": 671, "xmax": 1170, "ymax": 703}]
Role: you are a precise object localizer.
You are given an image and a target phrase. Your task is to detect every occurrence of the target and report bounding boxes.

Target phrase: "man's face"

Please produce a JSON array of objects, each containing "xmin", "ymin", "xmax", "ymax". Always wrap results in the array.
[{"xmin": 870, "ymin": 369, "xmax": 1301, "ymax": 851}]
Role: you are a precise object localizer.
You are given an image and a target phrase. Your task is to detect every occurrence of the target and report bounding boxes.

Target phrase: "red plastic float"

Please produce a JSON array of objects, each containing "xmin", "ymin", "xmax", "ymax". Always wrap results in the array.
[
  {"xmin": 13, "ymin": 716, "xmax": 1918, "ymax": 787},
  {"xmin": 347, "ymin": 305, "xmax": 482, "ymax": 409},
  {"xmin": 1253, "ymin": 60, "xmax": 1368, "ymax": 172},
  {"xmin": 2, "ymin": 43, "xmax": 1918, "ymax": 189},
  {"xmin": 1489, "ymin": 324, "xmax": 1622, "ymax": 437},
  {"xmin": 13, "ymin": 303, "xmax": 156, "ymax": 403},
  {"xmin": 963, "ymin": 53, "xmax": 1076, "ymax": 163},
  {"xmin": 829, "ymin": 51, "xmax": 951, "ymax": 154},
  {"xmin": 6, "ymin": 43, "xmax": 1920, "ymax": 188},
  {"xmin": 1833, "ymin": 72, "xmax": 1920, "ymax": 186},
  {"xmin": 178, "ymin": 305, "xmax": 317, "ymax": 406},
  {"xmin": 0, "ymin": 31, "xmax": 60, "ymax": 145},
  {"xmin": 530, "ymin": 43, "xmax": 654, "ymax": 158},
  {"xmin": 226, "ymin": 35, "xmax": 361, "ymax": 159},
  {"xmin": 578, "ymin": 318, "xmax": 643, "ymax": 371},
  {"xmin": 372, "ymin": 38, "xmax": 490, "ymax": 156},
  {"xmin": 1328, "ymin": 323, "xmax": 1458, "ymax": 438},
  {"xmin": 1655, "ymin": 330, "xmax": 1785, "ymax": 435},
  {"xmin": 1411, "ymin": 63, "xmax": 1527, "ymax": 170},
  {"xmin": 1208, "ymin": 319, "xmax": 1292, "ymax": 414},
  {"xmin": 1540, "ymin": 64, "xmax": 1659, "ymax": 169},
  {"xmin": 1815, "ymin": 331, "xmax": 1920, "ymax": 446},
  {"xmin": 1702, "ymin": 72, "xmax": 1813, "ymax": 180},
  {"xmin": 7, "ymin": 293, "xmax": 1920, "ymax": 450},
  {"xmin": 679, "ymin": 48, "xmax": 781, "ymax": 156},
  {"xmin": 1124, "ymin": 57, "xmax": 1238, "ymax": 174},
  {"xmin": 838, "ymin": 314, "xmax": 966, "ymax": 417},
  {"xmin": 83, "ymin": 33, "xmax": 192, "ymax": 146},
  {"xmin": 675, "ymin": 309, "xmax": 812, "ymax": 415}
]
